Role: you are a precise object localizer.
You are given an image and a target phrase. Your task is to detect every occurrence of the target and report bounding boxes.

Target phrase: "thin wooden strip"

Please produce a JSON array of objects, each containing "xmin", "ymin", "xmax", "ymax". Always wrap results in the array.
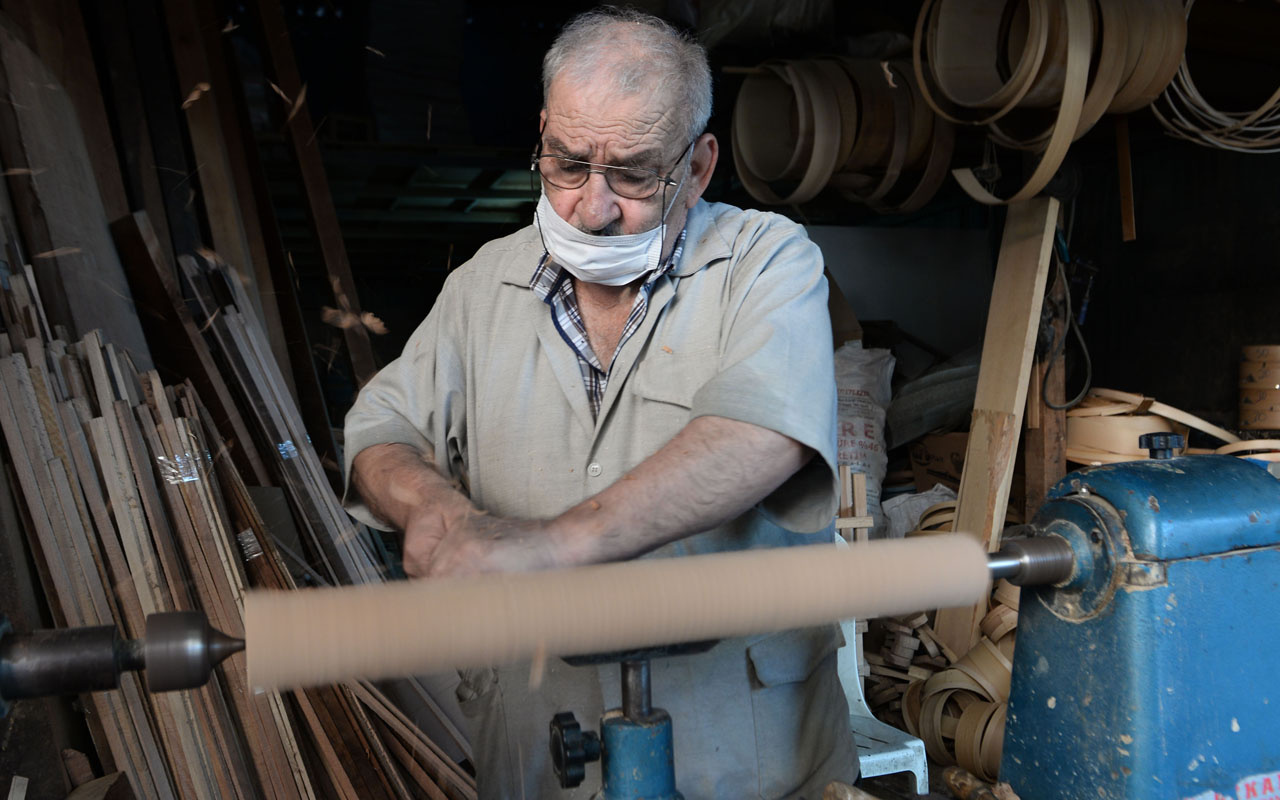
[
  {"xmin": 350, "ymin": 682, "xmax": 476, "ymax": 797},
  {"xmin": 333, "ymin": 686, "xmax": 413, "ymax": 800},
  {"xmin": 293, "ymin": 691, "xmax": 362, "ymax": 800},
  {"xmin": 377, "ymin": 724, "xmax": 451, "ymax": 800},
  {"xmin": 0, "ymin": 357, "xmax": 84, "ymax": 624}
]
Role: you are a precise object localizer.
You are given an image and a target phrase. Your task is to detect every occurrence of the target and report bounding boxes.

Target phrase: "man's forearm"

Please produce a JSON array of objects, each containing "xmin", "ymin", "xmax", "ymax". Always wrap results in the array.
[
  {"xmin": 553, "ymin": 415, "xmax": 813, "ymax": 564},
  {"xmin": 350, "ymin": 443, "xmax": 472, "ymax": 530}
]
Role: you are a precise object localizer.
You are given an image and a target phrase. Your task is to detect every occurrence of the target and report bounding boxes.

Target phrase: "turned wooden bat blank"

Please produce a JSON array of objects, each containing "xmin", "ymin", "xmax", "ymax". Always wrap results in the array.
[{"xmin": 246, "ymin": 535, "xmax": 989, "ymax": 690}]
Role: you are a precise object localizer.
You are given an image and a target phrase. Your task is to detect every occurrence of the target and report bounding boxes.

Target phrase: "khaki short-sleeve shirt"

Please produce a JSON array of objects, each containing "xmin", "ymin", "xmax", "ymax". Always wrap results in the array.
[{"xmin": 343, "ymin": 200, "xmax": 855, "ymax": 798}]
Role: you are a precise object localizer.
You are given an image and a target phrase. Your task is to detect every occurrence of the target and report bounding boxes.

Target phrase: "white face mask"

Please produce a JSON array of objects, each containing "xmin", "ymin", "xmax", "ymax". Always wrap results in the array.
[{"xmin": 533, "ymin": 167, "xmax": 687, "ymax": 287}]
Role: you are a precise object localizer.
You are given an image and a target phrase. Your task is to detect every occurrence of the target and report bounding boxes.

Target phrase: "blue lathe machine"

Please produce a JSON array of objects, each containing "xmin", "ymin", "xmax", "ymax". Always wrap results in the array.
[{"xmin": 551, "ymin": 445, "xmax": 1280, "ymax": 800}]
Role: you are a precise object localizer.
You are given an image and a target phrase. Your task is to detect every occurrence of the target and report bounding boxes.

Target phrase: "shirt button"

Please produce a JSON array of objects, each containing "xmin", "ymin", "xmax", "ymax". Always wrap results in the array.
[{"xmin": 587, "ymin": 462, "xmax": 603, "ymax": 477}]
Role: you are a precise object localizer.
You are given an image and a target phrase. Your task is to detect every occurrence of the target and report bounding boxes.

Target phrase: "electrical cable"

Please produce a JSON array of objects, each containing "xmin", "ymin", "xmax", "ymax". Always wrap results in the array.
[{"xmin": 1041, "ymin": 232, "xmax": 1093, "ymax": 410}]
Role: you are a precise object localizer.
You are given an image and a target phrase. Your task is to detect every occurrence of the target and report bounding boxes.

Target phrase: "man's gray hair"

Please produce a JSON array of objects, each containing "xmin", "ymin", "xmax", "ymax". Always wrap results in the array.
[{"xmin": 542, "ymin": 7, "xmax": 712, "ymax": 149}]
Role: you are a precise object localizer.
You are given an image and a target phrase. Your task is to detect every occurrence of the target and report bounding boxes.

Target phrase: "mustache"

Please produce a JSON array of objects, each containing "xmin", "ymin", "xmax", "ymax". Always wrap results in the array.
[{"xmin": 576, "ymin": 221, "xmax": 629, "ymax": 236}]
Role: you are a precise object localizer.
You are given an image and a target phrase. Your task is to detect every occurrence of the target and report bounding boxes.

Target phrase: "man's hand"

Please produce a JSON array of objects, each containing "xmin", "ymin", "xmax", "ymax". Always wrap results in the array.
[{"xmin": 405, "ymin": 509, "xmax": 560, "ymax": 578}]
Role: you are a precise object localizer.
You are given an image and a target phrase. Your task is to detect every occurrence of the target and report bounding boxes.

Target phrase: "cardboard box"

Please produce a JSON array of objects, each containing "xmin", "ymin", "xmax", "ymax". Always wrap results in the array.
[{"xmin": 909, "ymin": 432, "xmax": 1025, "ymax": 512}]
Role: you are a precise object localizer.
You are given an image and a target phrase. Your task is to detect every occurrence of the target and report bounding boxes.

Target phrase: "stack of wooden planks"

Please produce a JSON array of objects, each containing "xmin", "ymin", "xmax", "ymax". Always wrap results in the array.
[{"xmin": 0, "ymin": 265, "xmax": 473, "ymax": 798}]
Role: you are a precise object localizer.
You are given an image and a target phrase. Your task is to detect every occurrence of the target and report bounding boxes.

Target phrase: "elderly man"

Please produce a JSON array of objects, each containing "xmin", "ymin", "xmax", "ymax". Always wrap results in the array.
[{"xmin": 344, "ymin": 7, "xmax": 856, "ymax": 798}]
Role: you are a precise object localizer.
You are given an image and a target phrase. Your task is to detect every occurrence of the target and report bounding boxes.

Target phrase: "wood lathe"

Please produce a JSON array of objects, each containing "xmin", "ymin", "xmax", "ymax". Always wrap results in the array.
[{"xmin": 8, "ymin": 441, "xmax": 1278, "ymax": 800}]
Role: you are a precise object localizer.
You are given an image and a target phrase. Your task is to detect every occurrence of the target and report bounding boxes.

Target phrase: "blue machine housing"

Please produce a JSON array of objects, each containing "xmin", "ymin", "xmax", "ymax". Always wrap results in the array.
[{"xmin": 1001, "ymin": 455, "xmax": 1280, "ymax": 800}]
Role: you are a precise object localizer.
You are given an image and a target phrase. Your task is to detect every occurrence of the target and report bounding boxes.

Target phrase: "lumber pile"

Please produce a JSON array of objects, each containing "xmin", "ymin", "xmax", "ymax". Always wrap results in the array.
[
  {"xmin": 0, "ymin": 0, "xmax": 481, "ymax": 795},
  {"xmin": 0, "ymin": 266, "xmax": 473, "ymax": 799}
]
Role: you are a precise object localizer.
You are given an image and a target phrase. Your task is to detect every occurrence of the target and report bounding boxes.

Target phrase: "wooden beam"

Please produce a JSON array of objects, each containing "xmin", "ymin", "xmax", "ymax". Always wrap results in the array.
[
  {"xmin": 932, "ymin": 197, "xmax": 1058, "ymax": 658},
  {"xmin": 250, "ymin": 0, "xmax": 379, "ymax": 386}
]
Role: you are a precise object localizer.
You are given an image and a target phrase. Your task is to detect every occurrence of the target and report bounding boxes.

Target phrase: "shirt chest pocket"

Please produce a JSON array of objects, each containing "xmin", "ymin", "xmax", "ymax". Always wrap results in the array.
[{"xmin": 628, "ymin": 350, "xmax": 718, "ymax": 410}]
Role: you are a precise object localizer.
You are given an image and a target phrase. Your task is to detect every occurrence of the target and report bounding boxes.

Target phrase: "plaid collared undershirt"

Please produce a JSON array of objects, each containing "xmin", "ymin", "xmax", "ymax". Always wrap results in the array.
[{"xmin": 530, "ymin": 229, "xmax": 687, "ymax": 420}]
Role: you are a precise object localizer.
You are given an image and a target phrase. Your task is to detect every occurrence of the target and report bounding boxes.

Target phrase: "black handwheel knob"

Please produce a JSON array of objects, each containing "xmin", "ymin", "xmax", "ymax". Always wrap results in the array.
[
  {"xmin": 549, "ymin": 711, "xmax": 600, "ymax": 788},
  {"xmin": 1138, "ymin": 432, "xmax": 1185, "ymax": 460}
]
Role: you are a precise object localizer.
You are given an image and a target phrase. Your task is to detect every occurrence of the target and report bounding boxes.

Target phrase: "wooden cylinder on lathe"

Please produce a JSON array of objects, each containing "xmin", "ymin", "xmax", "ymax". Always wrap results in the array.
[{"xmin": 246, "ymin": 535, "xmax": 990, "ymax": 691}]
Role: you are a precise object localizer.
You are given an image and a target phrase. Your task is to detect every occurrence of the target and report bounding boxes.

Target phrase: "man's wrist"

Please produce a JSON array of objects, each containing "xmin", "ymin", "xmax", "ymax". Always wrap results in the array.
[{"xmin": 550, "ymin": 499, "xmax": 616, "ymax": 566}]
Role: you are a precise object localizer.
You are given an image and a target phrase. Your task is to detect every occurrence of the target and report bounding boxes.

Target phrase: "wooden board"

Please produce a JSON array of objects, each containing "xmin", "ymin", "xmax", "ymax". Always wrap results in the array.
[
  {"xmin": 0, "ymin": 0, "xmax": 129, "ymax": 221},
  {"xmin": 933, "ymin": 197, "xmax": 1058, "ymax": 658},
  {"xmin": 0, "ymin": 18, "xmax": 152, "ymax": 368}
]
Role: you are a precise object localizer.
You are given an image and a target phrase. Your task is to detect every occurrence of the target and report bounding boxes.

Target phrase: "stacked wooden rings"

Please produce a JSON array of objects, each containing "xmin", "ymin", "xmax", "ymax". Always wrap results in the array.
[
  {"xmin": 903, "ymin": 580, "xmax": 1020, "ymax": 782},
  {"xmin": 732, "ymin": 58, "xmax": 955, "ymax": 213},
  {"xmin": 913, "ymin": 0, "xmax": 1186, "ymax": 205},
  {"xmin": 1240, "ymin": 346, "xmax": 1280, "ymax": 431}
]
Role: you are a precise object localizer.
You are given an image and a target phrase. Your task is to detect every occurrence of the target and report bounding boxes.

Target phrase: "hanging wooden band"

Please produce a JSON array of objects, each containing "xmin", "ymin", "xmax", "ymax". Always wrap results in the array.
[
  {"xmin": 732, "ymin": 61, "xmax": 808, "ymax": 183},
  {"xmin": 897, "ymin": 59, "xmax": 937, "ymax": 170},
  {"xmin": 1109, "ymin": 0, "xmax": 1150, "ymax": 103},
  {"xmin": 914, "ymin": 0, "xmax": 1051, "ymax": 126},
  {"xmin": 989, "ymin": 0, "xmax": 1128, "ymax": 151},
  {"xmin": 832, "ymin": 60, "xmax": 913, "ymax": 204},
  {"xmin": 732, "ymin": 61, "xmax": 842, "ymax": 204},
  {"xmin": 813, "ymin": 58, "xmax": 860, "ymax": 172},
  {"xmin": 952, "ymin": 0, "xmax": 1091, "ymax": 205},
  {"xmin": 1107, "ymin": 0, "xmax": 1167, "ymax": 111},
  {"xmin": 1108, "ymin": 0, "xmax": 1186, "ymax": 113},
  {"xmin": 873, "ymin": 90, "xmax": 957, "ymax": 215},
  {"xmin": 1153, "ymin": 0, "xmax": 1280, "ymax": 155},
  {"xmin": 838, "ymin": 58, "xmax": 898, "ymax": 173},
  {"xmin": 1152, "ymin": 0, "xmax": 1280, "ymax": 150}
]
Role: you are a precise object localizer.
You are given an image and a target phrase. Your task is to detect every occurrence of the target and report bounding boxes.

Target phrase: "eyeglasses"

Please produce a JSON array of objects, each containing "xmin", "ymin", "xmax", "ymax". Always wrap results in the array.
[{"xmin": 530, "ymin": 141, "xmax": 694, "ymax": 200}]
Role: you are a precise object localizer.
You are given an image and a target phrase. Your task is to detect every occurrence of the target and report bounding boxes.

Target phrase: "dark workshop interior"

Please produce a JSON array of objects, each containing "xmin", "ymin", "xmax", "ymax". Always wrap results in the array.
[{"xmin": 1, "ymin": 1, "xmax": 1279, "ymax": 799}]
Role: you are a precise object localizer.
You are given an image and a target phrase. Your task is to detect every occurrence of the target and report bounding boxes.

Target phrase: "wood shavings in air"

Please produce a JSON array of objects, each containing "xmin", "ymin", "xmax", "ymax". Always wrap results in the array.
[
  {"xmin": 881, "ymin": 61, "xmax": 897, "ymax": 88},
  {"xmin": 267, "ymin": 81, "xmax": 291, "ymax": 105},
  {"xmin": 528, "ymin": 641, "xmax": 547, "ymax": 690},
  {"xmin": 661, "ymin": 345, "xmax": 673, "ymax": 353},
  {"xmin": 365, "ymin": 45, "xmax": 385, "ymax": 58},
  {"xmin": 34, "ymin": 247, "xmax": 82, "ymax": 259},
  {"xmin": 287, "ymin": 84, "xmax": 308, "ymax": 123},
  {"xmin": 222, "ymin": 19, "xmax": 239, "ymax": 33},
  {"xmin": 321, "ymin": 307, "xmax": 389, "ymax": 335},
  {"xmin": 2, "ymin": 167, "xmax": 45, "ymax": 177},
  {"xmin": 182, "ymin": 82, "xmax": 212, "ymax": 109},
  {"xmin": 359, "ymin": 312, "xmax": 388, "ymax": 335}
]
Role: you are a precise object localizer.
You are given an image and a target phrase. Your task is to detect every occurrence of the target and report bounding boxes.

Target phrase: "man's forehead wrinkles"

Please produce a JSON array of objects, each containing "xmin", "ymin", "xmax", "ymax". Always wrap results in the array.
[{"xmin": 545, "ymin": 111, "xmax": 680, "ymax": 168}]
